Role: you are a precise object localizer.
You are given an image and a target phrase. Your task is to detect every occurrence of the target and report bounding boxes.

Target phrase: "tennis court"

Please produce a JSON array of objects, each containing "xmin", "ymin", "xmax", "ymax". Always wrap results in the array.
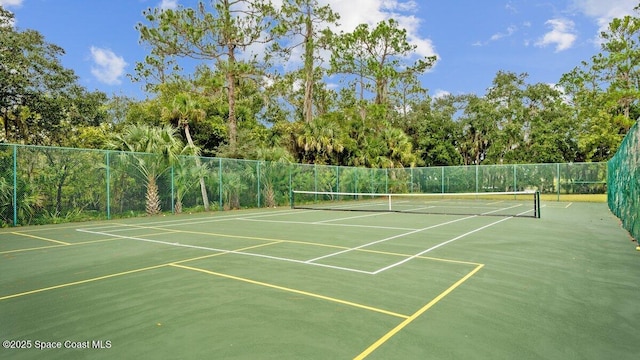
[{"xmin": 1, "ymin": 200, "xmax": 639, "ymax": 359}]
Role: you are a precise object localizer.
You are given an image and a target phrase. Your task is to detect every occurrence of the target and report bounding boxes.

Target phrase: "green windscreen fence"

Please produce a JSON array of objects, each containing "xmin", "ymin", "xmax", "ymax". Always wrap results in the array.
[
  {"xmin": 0, "ymin": 143, "xmax": 607, "ymax": 227},
  {"xmin": 608, "ymin": 121, "xmax": 639, "ymax": 242}
]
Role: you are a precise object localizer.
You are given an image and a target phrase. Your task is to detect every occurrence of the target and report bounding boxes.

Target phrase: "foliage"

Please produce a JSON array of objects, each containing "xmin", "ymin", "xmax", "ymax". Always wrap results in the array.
[
  {"xmin": 3, "ymin": 2, "xmax": 640, "ymax": 170},
  {"xmin": 107, "ymin": 124, "xmax": 188, "ymax": 215},
  {"xmin": 0, "ymin": 7, "xmax": 108, "ymax": 146}
]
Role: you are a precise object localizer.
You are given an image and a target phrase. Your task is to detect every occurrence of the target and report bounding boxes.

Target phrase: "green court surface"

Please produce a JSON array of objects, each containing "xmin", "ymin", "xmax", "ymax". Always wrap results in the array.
[{"xmin": 1, "ymin": 202, "xmax": 639, "ymax": 359}]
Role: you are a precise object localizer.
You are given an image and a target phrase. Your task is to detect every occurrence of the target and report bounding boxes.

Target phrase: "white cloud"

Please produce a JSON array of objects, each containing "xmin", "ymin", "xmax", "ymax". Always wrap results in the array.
[
  {"xmin": 326, "ymin": 0, "xmax": 438, "ymax": 62},
  {"xmin": 159, "ymin": 0, "xmax": 178, "ymax": 10},
  {"xmin": 571, "ymin": 0, "xmax": 636, "ymax": 32},
  {"xmin": 268, "ymin": 0, "xmax": 438, "ymax": 71},
  {"xmin": 535, "ymin": 18, "xmax": 577, "ymax": 52},
  {"xmin": 571, "ymin": 0, "xmax": 636, "ymax": 45},
  {"xmin": 89, "ymin": 47, "xmax": 128, "ymax": 85},
  {"xmin": 0, "ymin": 0, "xmax": 23, "ymax": 7},
  {"xmin": 473, "ymin": 25, "xmax": 518, "ymax": 47},
  {"xmin": 490, "ymin": 25, "xmax": 517, "ymax": 41}
]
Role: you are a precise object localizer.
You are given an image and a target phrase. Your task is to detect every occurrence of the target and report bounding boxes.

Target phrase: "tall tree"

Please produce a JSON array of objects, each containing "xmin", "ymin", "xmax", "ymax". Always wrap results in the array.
[
  {"xmin": 484, "ymin": 71, "xmax": 527, "ymax": 163},
  {"xmin": 560, "ymin": 4, "xmax": 640, "ymax": 161},
  {"xmin": 400, "ymin": 95, "xmax": 463, "ymax": 166},
  {"xmin": 458, "ymin": 95, "xmax": 498, "ymax": 165},
  {"xmin": 0, "ymin": 7, "xmax": 105, "ymax": 146},
  {"xmin": 330, "ymin": 19, "xmax": 435, "ymax": 108},
  {"xmin": 136, "ymin": 0, "xmax": 275, "ymax": 153},
  {"xmin": 271, "ymin": 0, "xmax": 339, "ymax": 123}
]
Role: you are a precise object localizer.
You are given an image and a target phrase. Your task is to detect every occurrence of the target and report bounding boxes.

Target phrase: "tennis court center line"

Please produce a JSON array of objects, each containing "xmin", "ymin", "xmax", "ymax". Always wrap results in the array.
[
  {"xmin": 372, "ymin": 216, "xmax": 512, "ymax": 274},
  {"xmin": 305, "ymin": 215, "xmax": 476, "ymax": 264},
  {"xmin": 9, "ymin": 231, "xmax": 71, "ymax": 245},
  {"xmin": 169, "ymin": 263, "xmax": 409, "ymax": 319},
  {"xmin": 0, "ymin": 242, "xmax": 281, "ymax": 302},
  {"xmin": 354, "ymin": 263, "xmax": 485, "ymax": 359}
]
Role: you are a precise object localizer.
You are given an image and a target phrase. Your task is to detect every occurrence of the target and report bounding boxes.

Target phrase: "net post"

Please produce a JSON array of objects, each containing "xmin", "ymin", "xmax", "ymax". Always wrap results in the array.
[
  {"xmin": 535, "ymin": 191, "xmax": 541, "ymax": 218},
  {"xmin": 388, "ymin": 194, "xmax": 392, "ymax": 211}
]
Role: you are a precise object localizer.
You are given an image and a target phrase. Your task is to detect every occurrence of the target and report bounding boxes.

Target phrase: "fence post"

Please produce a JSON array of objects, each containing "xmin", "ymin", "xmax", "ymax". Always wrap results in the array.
[
  {"xmin": 12, "ymin": 145, "xmax": 17, "ymax": 226},
  {"xmin": 314, "ymin": 164, "xmax": 318, "ymax": 201},
  {"xmin": 105, "ymin": 151, "xmax": 111, "ymax": 220},
  {"xmin": 289, "ymin": 165, "xmax": 293, "ymax": 207},
  {"xmin": 475, "ymin": 165, "xmax": 479, "ymax": 193},
  {"xmin": 556, "ymin": 163, "xmax": 560, "ymax": 201},
  {"xmin": 257, "ymin": 161, "xmax": 261, "ymax": 208},
  {"xmin": 411, "ymin": 167, "xmax": 414, "ymax": 193},
  {"xmin": 513, "ymin": 164, "xmax": 517, "ymax": 192},
  {"xmin": 218, "ymin": 158, "xmax": 223, "ymax": 211},
  {"xmin": 170, "ymin": 165, "xmax": 175, "ymax": 214},
  {"xmin": 385, "ymin": 168, "xmax": 389, "ymax": 193}
]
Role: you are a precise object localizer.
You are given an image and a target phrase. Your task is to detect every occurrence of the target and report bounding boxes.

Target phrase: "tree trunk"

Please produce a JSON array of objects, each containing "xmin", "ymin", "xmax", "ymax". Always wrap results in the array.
[
  {"xmin": 146, "ymin": 175, "xmax": 161, "ymax": 215},
  {"xmin": 227, "ymin": 44, "xmax": 238, "ymax": 153},
  {"xmin": 303, "ymin": 12, "xmax": 314, "ymax": 123},
  {"xmin": 184, "ymin": 122, "xmax": 210, "ymax": 211}
]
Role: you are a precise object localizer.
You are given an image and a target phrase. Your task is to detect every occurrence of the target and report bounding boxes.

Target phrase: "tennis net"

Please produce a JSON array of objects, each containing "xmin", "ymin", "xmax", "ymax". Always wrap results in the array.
[{"xmin": 291, "ymin": 190, "xmax": 541, "ymax": 218}]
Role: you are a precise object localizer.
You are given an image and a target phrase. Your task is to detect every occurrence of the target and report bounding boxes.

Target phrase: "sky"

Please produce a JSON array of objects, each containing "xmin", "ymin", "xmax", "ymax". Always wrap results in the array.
[{"xmin": 2, "ymin": 0, "xmax": 638, "ymax": 100}]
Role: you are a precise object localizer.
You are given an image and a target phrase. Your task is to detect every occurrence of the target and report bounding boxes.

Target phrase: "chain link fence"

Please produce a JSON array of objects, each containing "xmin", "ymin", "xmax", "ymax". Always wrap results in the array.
[
  {"xmin": 608, "ymin": 121, "xmax": 639, "ymax": 242},
  {"xmin": 0, "ymin": 143, "xmax": 607, "ymax": 227}
]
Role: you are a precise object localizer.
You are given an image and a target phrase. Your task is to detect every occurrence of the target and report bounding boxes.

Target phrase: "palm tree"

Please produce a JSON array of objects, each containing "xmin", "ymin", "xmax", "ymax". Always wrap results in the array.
[
  {"xmin": 108, "ymin": 124, "xmax": 186, "ymax": 215},
  {"xmin": 162, "ymin": 93, "xmax": 211, "ymax": 211},
  {"xmin": 295, "ymin": 117, "xmax": 345, "ymax": 164},
  {"xmin": 381, "ymin": 127, "xmax": 417, "ymax": 167}
]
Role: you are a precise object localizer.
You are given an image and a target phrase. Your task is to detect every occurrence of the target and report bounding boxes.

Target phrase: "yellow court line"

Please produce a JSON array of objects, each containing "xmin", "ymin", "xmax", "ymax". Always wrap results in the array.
[
  {"xmin": 170, "ymin": 263, "xmax": 410, "ymax": 320},
  {"xmin": 86, "ymin": 223, "xmax": 484, "ymax": 268},
  {"xmin": 161, "ymin": 228, "xmax": 291, "ymax": 244},
  {"xmin": 0, "ymin": 236, "xmax": 134, "ymax": 255},
  {"xmin": 171, "ymin": 241, "xmax": 284, "ymax": 265},
  {"xmin": 115, "ymin": 222, "xmax": 292, "ymax": 244},
  {"xmin": 354, "ymin": 263, "xmax": 485, "ymax": 360},
  {"xmin": 0, "ymin": 264, "xmax": 168, "ymax": 301},
  {"xmin": 1, "ymin": 244, "xmax": 67, "ymax": 255},
  {"xmin": 10, "ymin": 232, "xmax": 70, "ymax": 245},
  {"xmin": 0, "ymin": 241, "xmax": 282, "ymax": 301}
]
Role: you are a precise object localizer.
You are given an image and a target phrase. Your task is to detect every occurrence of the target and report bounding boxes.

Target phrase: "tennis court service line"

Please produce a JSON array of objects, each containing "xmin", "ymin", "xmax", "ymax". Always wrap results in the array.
[
  {"xmin": 305, "ymin": 215, "xmax": 477, "ymax": 264},
  {"xmin": 371, "ymin": 217, "xmax": 512, "ymax": 274},
  {"xmin": 76, "ymin": 228, "xmax": 376, "ymax": 275}
]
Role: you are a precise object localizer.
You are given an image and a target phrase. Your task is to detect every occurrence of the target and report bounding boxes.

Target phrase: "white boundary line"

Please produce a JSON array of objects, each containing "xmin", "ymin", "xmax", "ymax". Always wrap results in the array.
[
  {"xmin": 370, "ymin": 207, "xmax": 533, "ymax": 274},
  {"xmin": 76, "ymin": 228, "xmax": 374, "ymax": 275},
  {"xmin": 305, "ymin": 216, "xmax": 477, "ymax": 263},
  {"xmin": 371, "ymin": 217, "xmax": 511, "ymax": 274},
  {"xmin": 75, "ymin": 206, "xmax": 530, "ymax": 275},
  {"xmin": 80, "ymin": 208, "xmax": 312, "ymax": 233}
]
